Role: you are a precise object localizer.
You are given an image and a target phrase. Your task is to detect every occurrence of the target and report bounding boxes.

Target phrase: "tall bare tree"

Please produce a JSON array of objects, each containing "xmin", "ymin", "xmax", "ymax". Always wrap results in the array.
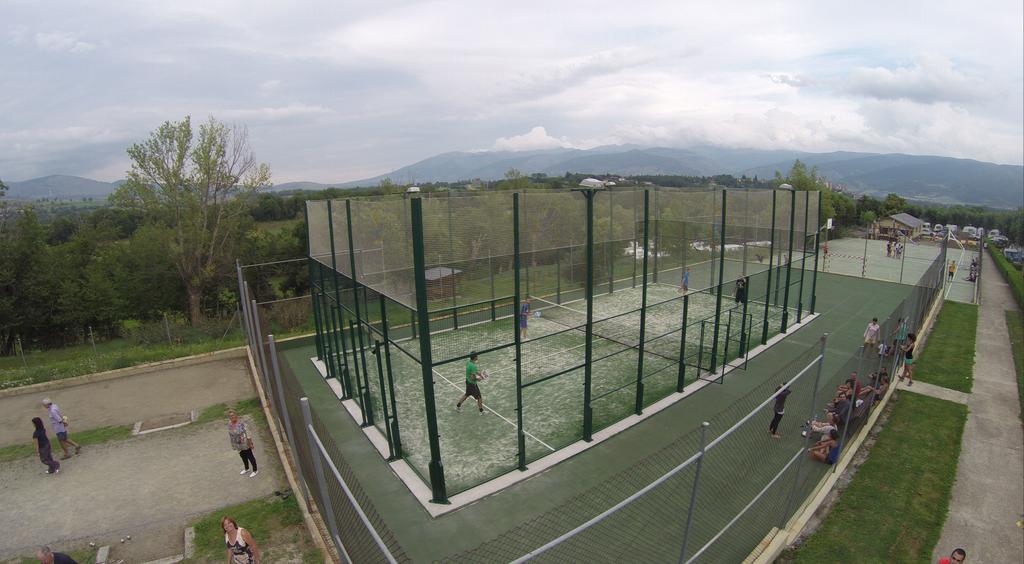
[{"xmin": 113, "ymin": 116, "xmax": 271, "ymax": 324}]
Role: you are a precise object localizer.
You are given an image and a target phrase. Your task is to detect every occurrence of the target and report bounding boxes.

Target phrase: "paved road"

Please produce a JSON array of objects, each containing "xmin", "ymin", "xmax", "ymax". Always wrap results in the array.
[
  {"xmin": 0, "ymin": 418, "xmax": 284, "ymax": 560},
  {"xmin": 0, "ymin": 356, "xmax": 254, "ymax": 448},
  {"xmin": 933, "ymin": 251, "xmax": 1024, "ymax": 563}
]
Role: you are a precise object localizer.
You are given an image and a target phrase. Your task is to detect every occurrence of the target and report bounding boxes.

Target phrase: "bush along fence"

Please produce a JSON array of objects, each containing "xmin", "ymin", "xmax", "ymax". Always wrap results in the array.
[{"xmin": 989, "ymin": 242, "xmax": 1024, "ymax": 309}]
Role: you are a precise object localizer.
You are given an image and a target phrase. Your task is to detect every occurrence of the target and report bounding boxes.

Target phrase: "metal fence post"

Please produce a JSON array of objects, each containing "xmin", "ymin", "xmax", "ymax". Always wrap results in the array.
[
  {"xmin": 762, "ymin": 192, "xmax": 777, "ymax": 345},
  {"xmin": 796, "ymin": 190, "xmax": 809, "ymax": 322},
  {"xmin": 710, "ymin": 190, "xmax": 727, "ymax": 374},
  {"xmin": 678, "ymin": 421, "xmax": 710, "ymax": 563},
  {"xmin": 810, "ymin": 192, "xmax": 821, "ymax": 314},
  {"xmin": 780, "ymin": 333, "xmax": 828, "ymax": 525},
  {"xmin": 410, "ymin": 195, "xmax": 449, "ymax": 503},
  {"xmin": 781, "ymin": 189, "xmax": 796, "ymax": 332},
  {"xmin": 268, "ymin": 335, "xmax": 311, "ymax": 504},
  {"xmin": 513, "ymin": 193, "xmax": 527, "ymax": 471},
  {"xmin": 581, "ymin": 187, "xmax": 597, "ymax": 441},
  {"xmin": 676, "ymin": 294, "xmax": 689, "ymax": 393},
  {"xmin": 635, "ymin": 189, "xmax": 651, "ymax": 415},
  {"xmin": 299, "ymin": 398, "xmax": 344, "ymax": 559}
]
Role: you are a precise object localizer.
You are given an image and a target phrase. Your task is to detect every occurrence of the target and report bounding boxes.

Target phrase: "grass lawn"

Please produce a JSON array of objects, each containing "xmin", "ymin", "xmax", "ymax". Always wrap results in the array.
[
  {"xmin": 1007, "ymin": 310, "xmax": 1024, "ymax": 422},
  {"xmin": 912, "ymin": 301, "xmax": 978, "ymax": 393},
  {"xmin": 184, "ymin": 492, "xmax": 320, "ymax": 563},
  {"xmin": 0, "ymin": 425, "xmax": 133, "ymax": 462},
  {"xmin": 0, "ymin": 335, "xmax": 246, "ymax": 389},
  {"xmin": 787, "ymin": 393, "xmax": 968, "ymax": 563},
  {"xmin": 194, "ymin": 397, "xmax": 264, "ymax": 426}
]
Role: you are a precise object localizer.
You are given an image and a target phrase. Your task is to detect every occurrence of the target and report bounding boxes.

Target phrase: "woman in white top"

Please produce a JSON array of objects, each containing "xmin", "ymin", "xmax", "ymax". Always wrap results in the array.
[{"xmin": 223, "ymin": 516, "xmax": 261, "ymax": 564}]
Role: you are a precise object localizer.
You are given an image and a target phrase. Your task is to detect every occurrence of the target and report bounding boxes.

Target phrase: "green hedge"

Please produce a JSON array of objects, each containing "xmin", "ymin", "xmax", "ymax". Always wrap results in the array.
[{"xmin": 989, "ymin": 244, "xmax": 1024, "ymax": 309}]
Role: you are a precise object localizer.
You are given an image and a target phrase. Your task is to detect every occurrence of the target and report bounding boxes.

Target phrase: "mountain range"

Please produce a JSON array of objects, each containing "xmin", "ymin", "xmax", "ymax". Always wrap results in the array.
[{"xmin": 5, "ymin": 146, "xmax": 1022, "ymax": 208}]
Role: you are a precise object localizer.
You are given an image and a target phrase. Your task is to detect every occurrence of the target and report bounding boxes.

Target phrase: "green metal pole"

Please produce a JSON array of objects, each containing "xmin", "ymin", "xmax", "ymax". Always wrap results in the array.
[
  {"xmin": 762, "ymin": 192, "xmax": 777, "ymax": 345},
  {"xmin": 349, "ymin": 319, "xmax": 372, "ymax": 426},
  {"xmin": 608, "ymin": 193, "xmax": 615, "ymax": 294},
  {"xmin": 676, "ymin": 294, "xmax": 689, "ymax": 392},
  {"xmin": 635, "ymin": 190, "xmax": 651, "ymax": 415},
  {"xmin": 304, "ymin": 205, "xmax": 324, "ymax": 360},
  {"xmin": 632, "ymin": 186, "xmax": 639, "ymax": 289},
  {"xmin": 652, "ymin": 192, "xmax": 660, "ymax": 284},
  {"xmin": 797, "ymin": 190, "xmax": 810, "ymax": 322},
  {"xmin": 810, "ymin": 192, "xmax": 822, "ymax": 314},
  {"xmin": 324, "ymin": 201, "xmax": 351, "ymax": 395},
  {"xmin": 781, "ymin": 190, "xmax": 796, "ymax": 332},
  {"xmin": 512, "ymin": 193, "xmax": 527, "ymax": 471},
  {"xmin": 372, "ymin": 341, "xmax": 393, "ymax": 457},
  {"xmin": 582, "ymin": 189, "xmax": 596, "ymax": 442},
  {"xmin": 739, "ymin": 284, "xmax": 749, "ymax": 356},
  {"xmin": 379, "ymin": 293, "xmax": 402, "ymax": 460},
  {"xmin": 556, "ymin": 249, "xmax": 562, "ymax": 304},
  {"xmin": 346, "ymin": 200, "xmax": 373, "ymax": 411},
  {"xmin": 709, "ymin": 190, "xmax": 727, "ymax": 374},
  {"xmin": 523, "ymin": 191, "xmax": 530, "ymax": 299},
  {"xmin": 410, "ymin": 196, "xmax": 448, "ymax": 504}
]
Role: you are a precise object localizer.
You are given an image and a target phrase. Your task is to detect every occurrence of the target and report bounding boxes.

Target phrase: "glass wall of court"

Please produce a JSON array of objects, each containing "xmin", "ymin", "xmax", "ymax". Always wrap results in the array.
[{"xmin": 305, "ymin": 187, "xmax": 821, "ymax": 502}]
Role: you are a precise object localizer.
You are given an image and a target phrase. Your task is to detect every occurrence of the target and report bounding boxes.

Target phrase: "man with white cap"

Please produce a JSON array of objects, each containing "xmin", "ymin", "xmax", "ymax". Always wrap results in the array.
[{"xmin": 41, "ymin": 398, "xmax": 80, "ymax": 459}]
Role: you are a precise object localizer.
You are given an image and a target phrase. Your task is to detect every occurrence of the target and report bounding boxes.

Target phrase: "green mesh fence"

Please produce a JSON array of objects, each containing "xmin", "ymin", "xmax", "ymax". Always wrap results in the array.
[{"xmin": 304, "ymin": 187, "xmax": 821, "ymax": 498}]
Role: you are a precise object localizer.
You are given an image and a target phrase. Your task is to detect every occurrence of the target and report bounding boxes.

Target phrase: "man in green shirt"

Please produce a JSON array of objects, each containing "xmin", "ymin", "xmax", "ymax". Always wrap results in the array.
[{"xmin": 456, "ymin": 354, "xmax": 485, "ymax": 415}]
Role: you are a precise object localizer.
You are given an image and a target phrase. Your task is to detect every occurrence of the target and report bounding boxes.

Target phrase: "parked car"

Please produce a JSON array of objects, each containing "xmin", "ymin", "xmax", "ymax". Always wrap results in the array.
[
  {"xmin": 947, "ymin": 224, "xmax": 959, "ymax": 235},
  {"xmin": 933, "ymin": 223, "xmax": 944, "ymax": 235},
  {"xmin": 990, "ymin": 229, "xmax": 1002, "ymax": 238},
  {"xmin": 921, "ymin": 227, "xmax": 933, "ymax": 237}
]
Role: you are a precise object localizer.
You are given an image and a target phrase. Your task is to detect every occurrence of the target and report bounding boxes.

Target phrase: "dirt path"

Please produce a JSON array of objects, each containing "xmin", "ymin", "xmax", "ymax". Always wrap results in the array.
[
  {"xmin": 0, "ymin": 357, "xmax": 254, "ymax": 448},
  {"xmin": 0, "ymin": 418, "xmax": 284, "ymax": 560},
  {"xmin": 933, "ymin": 251, "xmax": 1024, "ymax": 563}
]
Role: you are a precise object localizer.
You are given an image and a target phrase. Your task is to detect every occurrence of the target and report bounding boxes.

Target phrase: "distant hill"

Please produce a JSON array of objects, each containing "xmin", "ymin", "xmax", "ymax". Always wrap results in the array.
[
  {"xmin": 346, "ymin": 146, "xmax": 1022, "ymax": 208},
  {"xmin": 6, "ymin": 146, "xmax": 1022, "ymax": 208},
  {"xmin": 6, "ymin": 175, "xmax": 118, "ymax": 201}
]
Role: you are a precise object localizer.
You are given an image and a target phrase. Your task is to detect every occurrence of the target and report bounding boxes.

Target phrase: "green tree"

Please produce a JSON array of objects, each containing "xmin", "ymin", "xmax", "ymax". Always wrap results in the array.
[
  {"xmin": 880, "ymin": 193, "xmax": 907, "ymax": 217},
  {"xmin": 112, "ymin": 116, "xmax": 272, "ymax": 324},
  {"xmin": 498, "ymin": 168, "xmax": 530, "ymax": 191},
  {"xmin": 860, "ymin": 210, "xmax": 878, "ymax": 225}
]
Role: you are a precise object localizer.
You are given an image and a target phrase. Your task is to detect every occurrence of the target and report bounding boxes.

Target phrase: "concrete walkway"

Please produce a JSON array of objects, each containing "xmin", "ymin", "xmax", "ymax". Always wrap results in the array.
[
  {"xmin": 933, "ymin": 251, "xmax": 1024, "ymax": 563},
  {"xmin": 897, "ymin": 380, "xmax": 970, "ymax": 405}
]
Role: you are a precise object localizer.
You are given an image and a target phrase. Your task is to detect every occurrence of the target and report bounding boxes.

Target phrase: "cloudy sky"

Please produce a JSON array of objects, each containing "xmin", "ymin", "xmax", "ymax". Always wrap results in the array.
[{"xmin": 2, "ymin": 0, "xmax": 1022, "ymax": 183}]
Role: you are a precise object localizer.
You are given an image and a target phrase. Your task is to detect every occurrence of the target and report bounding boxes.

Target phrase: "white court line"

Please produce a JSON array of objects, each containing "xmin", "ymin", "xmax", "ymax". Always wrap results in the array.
[{"xmin": 432, "ymin": 368, "xmax": 557, "ymax": 452}]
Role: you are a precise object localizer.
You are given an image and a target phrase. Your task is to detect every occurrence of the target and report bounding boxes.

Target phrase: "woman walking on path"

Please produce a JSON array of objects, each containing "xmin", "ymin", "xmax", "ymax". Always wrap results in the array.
[
  {"xmin": 901, "ymin": 333, "xmax": 917, "ymax": 386},
  {"xmin": 228, "ymin": 410, "xmax": 258, "ymax": 478},
  {"xmin": 32, "ymin": 417, "xmax": 60, "ymax": 475},
  {"xmin": 222, "ymin": 516, "xmax": 261, "ymax": 564}
]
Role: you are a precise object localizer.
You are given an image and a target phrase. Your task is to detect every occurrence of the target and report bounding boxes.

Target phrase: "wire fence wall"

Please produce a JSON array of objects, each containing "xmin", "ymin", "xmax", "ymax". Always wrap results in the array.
[
  {"xmin": 819, "ymin": 230, "xmax": 980, "ymax": 303},
  {"xmin": 234, "ymin": 209, "xmax": 946, "ymax": 564},
  {"xmin": 303, "ymin": 186, "xmax": 821, "ymax": 502}
]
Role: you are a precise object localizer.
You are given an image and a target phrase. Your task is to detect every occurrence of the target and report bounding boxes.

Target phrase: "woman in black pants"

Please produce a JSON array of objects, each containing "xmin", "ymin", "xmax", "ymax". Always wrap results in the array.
[
  {"xmin": 768, "ymin": 384, "xmax": 791, "ymax": 438},
  {"xmin": 228, "ymin": 409, "xmax": 258, "ymax": 478},
  {"xmin": 32, "ymin": 417, "xmax": 60, "ymax": 475}
]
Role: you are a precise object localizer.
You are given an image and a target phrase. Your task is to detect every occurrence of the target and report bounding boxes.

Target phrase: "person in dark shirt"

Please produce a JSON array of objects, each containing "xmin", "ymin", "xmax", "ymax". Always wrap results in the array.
[
  {"xmin": 768, "ymin": 383, "xmax": 791, "ymax": 438},
  {"xmin": 32, "ymin": 417, "xmax": 60, "ymax": 475},
  {"xmin": 830, "ymin": 392, "xmax": 852, "ymax": 426},
  {"xmin": 36, "ymin": 545, "xmax": 77, "ymax": 563}
]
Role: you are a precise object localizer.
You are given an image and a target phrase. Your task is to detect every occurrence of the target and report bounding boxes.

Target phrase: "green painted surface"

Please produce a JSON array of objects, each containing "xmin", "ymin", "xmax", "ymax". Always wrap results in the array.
[{"xmin": 280, "ymin": 272, "xmax": 911, "ymax": 561}]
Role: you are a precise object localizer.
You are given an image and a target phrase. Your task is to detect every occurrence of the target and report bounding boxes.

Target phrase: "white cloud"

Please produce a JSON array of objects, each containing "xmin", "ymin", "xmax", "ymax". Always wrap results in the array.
[
  {"xmin": 259, "ymin": 80, "xmax": 281, "ymax": 94},
  {"xmin": 34, "ymin": 31, "xmax": 96, "ymax": 53},
  {"xmin": 492, "ymin": 127, "xmax": 576, "ymax": 151},
  {"xmin": 845, "ymin": 55, "xmax": 980, "ymax": 104}
]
